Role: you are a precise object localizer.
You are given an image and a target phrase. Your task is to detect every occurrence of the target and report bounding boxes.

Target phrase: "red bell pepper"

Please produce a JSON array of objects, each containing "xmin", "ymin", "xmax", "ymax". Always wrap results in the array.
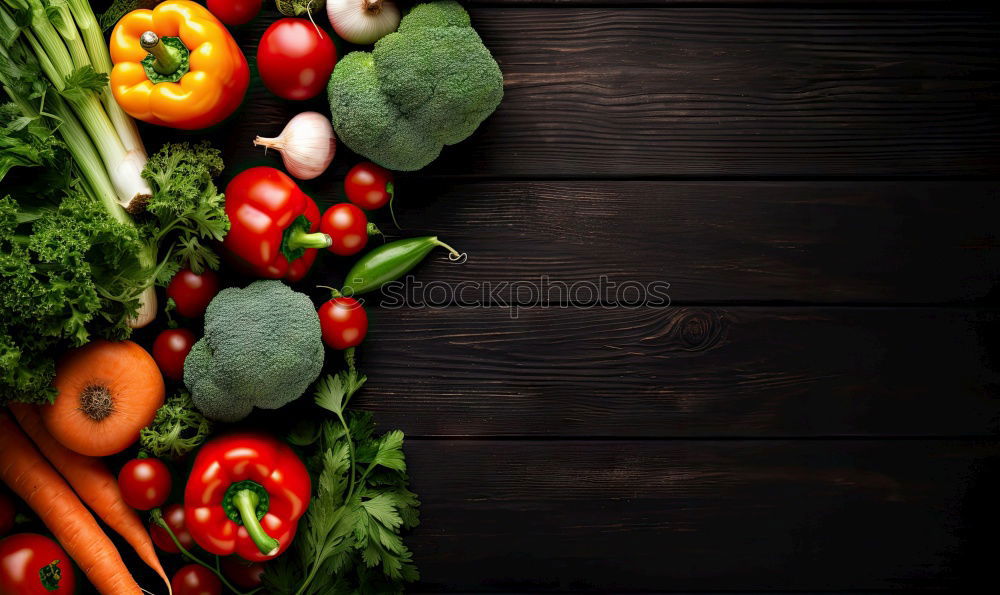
[
  {"xmin": 184, "ymin": 433, "xmax": 310, "ymax": 561},
  {"xmin": 224, "ymin": 166, "xmax": 331, "ymax": 281}
]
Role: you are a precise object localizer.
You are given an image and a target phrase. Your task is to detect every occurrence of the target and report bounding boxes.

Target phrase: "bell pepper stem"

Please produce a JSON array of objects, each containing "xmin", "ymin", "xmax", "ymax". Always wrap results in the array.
[
  {"xmin": 285, "ymin": 228, "xmax": 333, "ymax": 251},
  {"xmin": 140, "ymin": 31, "xmax": 181, "ymax": 75},
  {"xmin": 232, "ymin": 489, "xmax": 280, "ymax": 556}
]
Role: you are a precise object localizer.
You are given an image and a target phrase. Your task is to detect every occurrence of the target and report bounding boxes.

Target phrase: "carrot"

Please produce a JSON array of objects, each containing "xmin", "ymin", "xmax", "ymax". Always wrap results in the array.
[
  {"xmin": 42, "ymin": 339, "xmax": 165, "ymax": 457},
  {"xmin": 10, "ymin": 403, "xmax": 173, "ymax": 595},
  {"xmin": 0, "ymin": 410, "xmax": 143, "ymax": 595}
]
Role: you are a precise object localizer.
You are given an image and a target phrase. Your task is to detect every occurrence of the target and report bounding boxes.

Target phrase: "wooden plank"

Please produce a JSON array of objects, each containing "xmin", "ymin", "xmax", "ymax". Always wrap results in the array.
[
  {"xmin": 309, "ymin": 180, "xmax": 999, "ymax": 304},
  {"xmin": 213, "ymin": 8, "xmax": 1000, "ymax": 179},
  {"xmin": 338, "ymin": 307, "xmax": 1000, "ymax": 438},
  {"xmin": 404, "ymin": 439, "xmax": 998, "ymax": 591}
]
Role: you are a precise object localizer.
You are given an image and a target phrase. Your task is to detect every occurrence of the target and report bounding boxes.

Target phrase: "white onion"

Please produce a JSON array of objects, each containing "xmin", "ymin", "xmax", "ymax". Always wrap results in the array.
[
  {"xmin": 327, "ymin": 0, "xmax": 400, "ymax": 45},
  {"xmin": 254, "ymin": 112, "xmax": 336, "ymax": 180}
]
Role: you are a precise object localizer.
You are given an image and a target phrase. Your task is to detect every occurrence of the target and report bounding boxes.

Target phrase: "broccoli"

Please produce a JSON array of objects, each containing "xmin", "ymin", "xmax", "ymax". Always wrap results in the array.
[
  {"xmin": 184, "ymin": 280, "xmax": 325, "ymax": 422},
  {"xmin": 327, "ymin": 0, "xmax": 504, "ymax": 171}
]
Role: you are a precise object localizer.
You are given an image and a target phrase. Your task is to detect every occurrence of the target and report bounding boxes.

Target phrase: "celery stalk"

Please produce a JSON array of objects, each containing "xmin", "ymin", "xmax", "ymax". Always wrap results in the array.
[{"xmin": 67, "ymin": 0, "xmax": 147, "ymax": 158}]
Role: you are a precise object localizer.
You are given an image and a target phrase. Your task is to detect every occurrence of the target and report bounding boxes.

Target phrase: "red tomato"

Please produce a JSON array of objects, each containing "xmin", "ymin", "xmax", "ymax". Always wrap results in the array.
[
  {"xmin": 318, "ymin": 297, "xmax": 368, "ymax": 350},
  {"xmin": 257, "ymin": 18, "xmax": 337, "ymax": 100},
  {"xmin": 152, "ymin": 328, "xmax": 196, "ymax": 381},
  {"xmin": 220, "ymin": 557, "xmax": 265, "ymax": 588},
  {"xmin": 320, "ymin": 203, "xmax": 369, "ymax": 256},
  {"xmin": 345, "ymin": 162, "xmax": 394, "ymax": 210},
  {"xmin": 171, "ymin": 564, "xmax": 222, "ymax": 595},
  {"xmin": 166, "ymin": 268, "xmax": 220, "ymax": 318},
  {"xmin": 206, "ymin": 0, "xmax": 261, "ymax": 26},
  {"xmin": 150, "ymin": 504, "xmax": 195, "ymax": 554},
  {"xmin": 0, "ymin": 534, "xmax": 76, "ymax": 594},
  {"xmin": 0, "ymin": 492, "xmax": 13, "ymax": 536},
  {"xmin": 118, "ymin": 458, "xmax": 172, "ymax": 511}
]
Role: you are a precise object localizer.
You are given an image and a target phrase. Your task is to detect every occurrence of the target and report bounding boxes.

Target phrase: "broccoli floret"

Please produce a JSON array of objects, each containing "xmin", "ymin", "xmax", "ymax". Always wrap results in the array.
[
  {"xmin": 184, "ymin": 280, "xmax": 325, "ymax": 422},
  {"xmin": 328, "ymin": 0, "xmax": 504, "ymax": 171}
]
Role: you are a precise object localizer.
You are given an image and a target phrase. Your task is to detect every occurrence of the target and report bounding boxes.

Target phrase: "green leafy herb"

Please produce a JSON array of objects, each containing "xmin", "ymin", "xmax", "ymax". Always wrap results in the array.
[
  {"xmin": 139, "ymin": 392, "xmax": 213, "ymax": 459},
  {"xmin": 142, "ymin": 141, "xmax": 230, "ymax": 276},
  {"xmin": 262, "ymin": 370, "xmax": 420, "ymax": 595}
]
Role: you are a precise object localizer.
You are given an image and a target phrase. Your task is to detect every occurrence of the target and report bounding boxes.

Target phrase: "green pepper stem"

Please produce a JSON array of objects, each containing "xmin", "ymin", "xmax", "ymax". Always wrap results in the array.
[
  {"xmin": 285, "ymin": 228, "xmax": 332, "ymax": 251},
  {"xmin": 232, "ymin": 489, "xmax": 280, "ymax": 556},
  {"xmin": 140, "ymin": 31, "xmax": 181, "ymax": 75},
  {"xmin": 433, "ymin": 238, "xmax": 467, "ymax": 262}
]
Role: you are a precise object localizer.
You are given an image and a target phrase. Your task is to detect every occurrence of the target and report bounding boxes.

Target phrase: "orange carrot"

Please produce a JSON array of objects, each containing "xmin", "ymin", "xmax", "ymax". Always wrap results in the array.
[
  {"xmin": 0, "ymin": 410, "xmax": 143, "ymax": 595},
  {"xmin": 10, "ymin": 403, "xmax": 172, "ymax": 595}
]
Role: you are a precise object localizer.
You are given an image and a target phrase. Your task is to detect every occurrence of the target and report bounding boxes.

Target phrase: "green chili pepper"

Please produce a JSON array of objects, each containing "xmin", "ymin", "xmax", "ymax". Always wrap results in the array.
[{"xmin": 341, "ymin": 236, "xmax": 464, "ymax": 296}]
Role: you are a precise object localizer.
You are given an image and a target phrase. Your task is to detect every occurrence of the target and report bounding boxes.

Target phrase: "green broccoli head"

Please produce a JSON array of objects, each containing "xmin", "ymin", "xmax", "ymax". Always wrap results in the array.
[
  {"xmin": 184, "ymin": 280, "xmax": 324, "ymax": 422},
  {"xmin": 328, "ymin": 0, "xmax": 504, "ymax": 171}
]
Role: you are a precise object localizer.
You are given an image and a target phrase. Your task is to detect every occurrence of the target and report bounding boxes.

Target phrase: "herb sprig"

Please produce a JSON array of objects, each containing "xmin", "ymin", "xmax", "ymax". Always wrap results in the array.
[{"xmin": 263, "ymin": 359, "xmax": 420, "ymax": 594}]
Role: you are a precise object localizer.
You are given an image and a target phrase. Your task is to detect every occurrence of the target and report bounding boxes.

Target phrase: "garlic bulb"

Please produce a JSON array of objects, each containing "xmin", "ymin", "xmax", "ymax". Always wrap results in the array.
[
  {"xmin": 327, "ymin": 0, "xmax": 400, "ymax": 45},
  {"xmin": 254, "ymin": 112, "xmax": 336, "ymax": 180}
]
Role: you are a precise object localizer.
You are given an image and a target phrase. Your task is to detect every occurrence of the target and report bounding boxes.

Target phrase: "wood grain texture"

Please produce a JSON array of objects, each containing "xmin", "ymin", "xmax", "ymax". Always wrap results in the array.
[
  {"xmin": 404, "ymin": 439, "xmax": 998, "ymax": 591},
  {"xmin": 210, "ymin": 7, "xmax": 1000, "ymax": 178},
  {"xmin": 334, "ymin": 307, "xmax": 1000, "ymax": 438},
  {"xmin": 308, "ymin": 180, "xmax": 999, "ymax": 304}
]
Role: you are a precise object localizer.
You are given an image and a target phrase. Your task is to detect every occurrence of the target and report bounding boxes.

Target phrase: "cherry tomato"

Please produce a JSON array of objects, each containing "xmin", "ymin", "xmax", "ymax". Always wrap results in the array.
[
  {"xmin": 150, "ymin": 504, "xmax": 195, "ymax": 554},
  {"xmin": 220, "ymin": 557, "xmax": 265, "ymax": 588},
  {"xmin": 257, "ymin": 18, "xmax": 337, "ymax": 100},
  {"xmin": 345, "ymin": 162, "xmax": 394, "ymax": 210},
  {"xmin": 0, "ymin": 534, "xmax": 76, "ymax": 594},
  {"xmin": 152, "ymin": 328, "xmax": 197, "ymax": 381},
  {"xmin": 206, "ymin": 0, "xmax": 261, "ymax": 26},
  {"xmin": 118, "ymin": 458, "xmax": 172, "ymax": 511},
  {"xmin": 166, "ymin": 268, "xmax": 220, "ymax": 318},
  {"xmin": 318, "ymin": 297, "xmax": 368, "ymax": 350},
  {"xmin": 0, "ymin": 492, "xmax": 14, "ymax": 536},
  {"xmin": 320, "ymin": 203, "xmax": 369, "ymax": 256},
  {"xmin": 171, "ymin": 564, "xmax": 222, "ymax": 595}
]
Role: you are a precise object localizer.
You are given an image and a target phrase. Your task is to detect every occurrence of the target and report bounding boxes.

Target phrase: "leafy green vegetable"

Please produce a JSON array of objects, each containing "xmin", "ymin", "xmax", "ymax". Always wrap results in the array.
[
  {"xmin": 328, "ymin": 0, "xmax": 504, "ymax": 171},
  {"xmin": 142, "ymin": 141, "xmax": 230, "ymax": 280},
  {"xmin": 0, "ymin": 107, "xmax": 147, "ymax": 404},
  {"xmin": 139, "ymin": 392, "xmax": 213, "ymax": 459},
  {"xmin": 262, "ymin": 368, "xmax": 420, "ymax": 595}
]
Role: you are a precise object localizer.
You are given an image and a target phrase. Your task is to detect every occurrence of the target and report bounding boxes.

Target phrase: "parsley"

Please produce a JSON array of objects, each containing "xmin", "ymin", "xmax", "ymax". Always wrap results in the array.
[
  {"xmin": 142, "ymin": 141, "xmax": 230, "ymax": 278},
  {"xmin": 262, "ymin": 362, "xmax": 420, "ymax": 594}
]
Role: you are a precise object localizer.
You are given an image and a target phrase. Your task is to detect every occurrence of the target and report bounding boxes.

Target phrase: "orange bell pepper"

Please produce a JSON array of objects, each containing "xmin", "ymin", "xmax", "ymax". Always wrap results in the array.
[{"xmin": 109, "ymin": 0, "xmax": 249, "ymax": 130}]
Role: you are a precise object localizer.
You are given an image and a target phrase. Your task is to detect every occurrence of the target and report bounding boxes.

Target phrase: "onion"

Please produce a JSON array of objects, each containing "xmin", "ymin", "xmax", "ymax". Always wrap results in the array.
[
  {"xmin": 327, "ymin": 0, "xmax": 400, "ymax": 45},
  {"xmin": 254, "ymin": 112, "xmax": 336, "ymax": 180}
]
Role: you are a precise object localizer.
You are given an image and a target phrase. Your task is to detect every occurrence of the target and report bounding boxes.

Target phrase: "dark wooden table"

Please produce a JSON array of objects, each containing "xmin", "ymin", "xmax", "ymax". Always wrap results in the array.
[{"xmin": 102, "ymin": 0, "xmax": 1000, "ymax": 592}]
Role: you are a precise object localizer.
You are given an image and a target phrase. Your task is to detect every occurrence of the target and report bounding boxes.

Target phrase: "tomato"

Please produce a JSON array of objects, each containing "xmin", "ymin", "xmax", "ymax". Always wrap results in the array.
[
  {"xmin": 0, "ymin": 492, "xmax": 13, "ymax": 537},
  {"xmin": 318, "ymin": 297, "xmax": 368, "ymax": 350},
  {"xmin": 118, "ymin": 458, "xmax": 172, "ymax": 511},
  {"xmin": 206, "ymin": 0, "xmax": 261, "ymax": 26},
  {"xmin": 320, "ymin": 203, "xmax": 369, "ymax": 256},
  {"xmin": 0, "ymin": 534, "xmax": 76, "ymax": 594},
  {"xmin": 150, "ymin": 504, "xmax": 195, "ymax": 554},
  {"xmin": 152, "ymin": 328, "xmax": 196, "ymax": 381},
  {"xmin": 257, "ymin": 18, "xmax": 337, "ymax": 100},
  {"xmin": 220, "ymin": 557, "xmax": 265, "ymax": 588},
  {"xmin": 171, "ymin": 564, "xmax": 222, "ymax": 595},
  {"xmin": 345, "ymin": 162, "xmax": 394, "ymax": 210},
  {"xmin": 166, "ymin": 268, "xmax": 220, "ymax": 318}
]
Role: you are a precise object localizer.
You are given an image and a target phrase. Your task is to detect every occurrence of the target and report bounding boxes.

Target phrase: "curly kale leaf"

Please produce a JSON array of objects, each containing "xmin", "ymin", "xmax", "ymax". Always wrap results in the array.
[
  {"xmin": 140, "ymin": 392, "xmax": 213, "ymax": 459},
  {"xmin": 143, "ymin": 141, "xmax": 229, "ymax": 277}
]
